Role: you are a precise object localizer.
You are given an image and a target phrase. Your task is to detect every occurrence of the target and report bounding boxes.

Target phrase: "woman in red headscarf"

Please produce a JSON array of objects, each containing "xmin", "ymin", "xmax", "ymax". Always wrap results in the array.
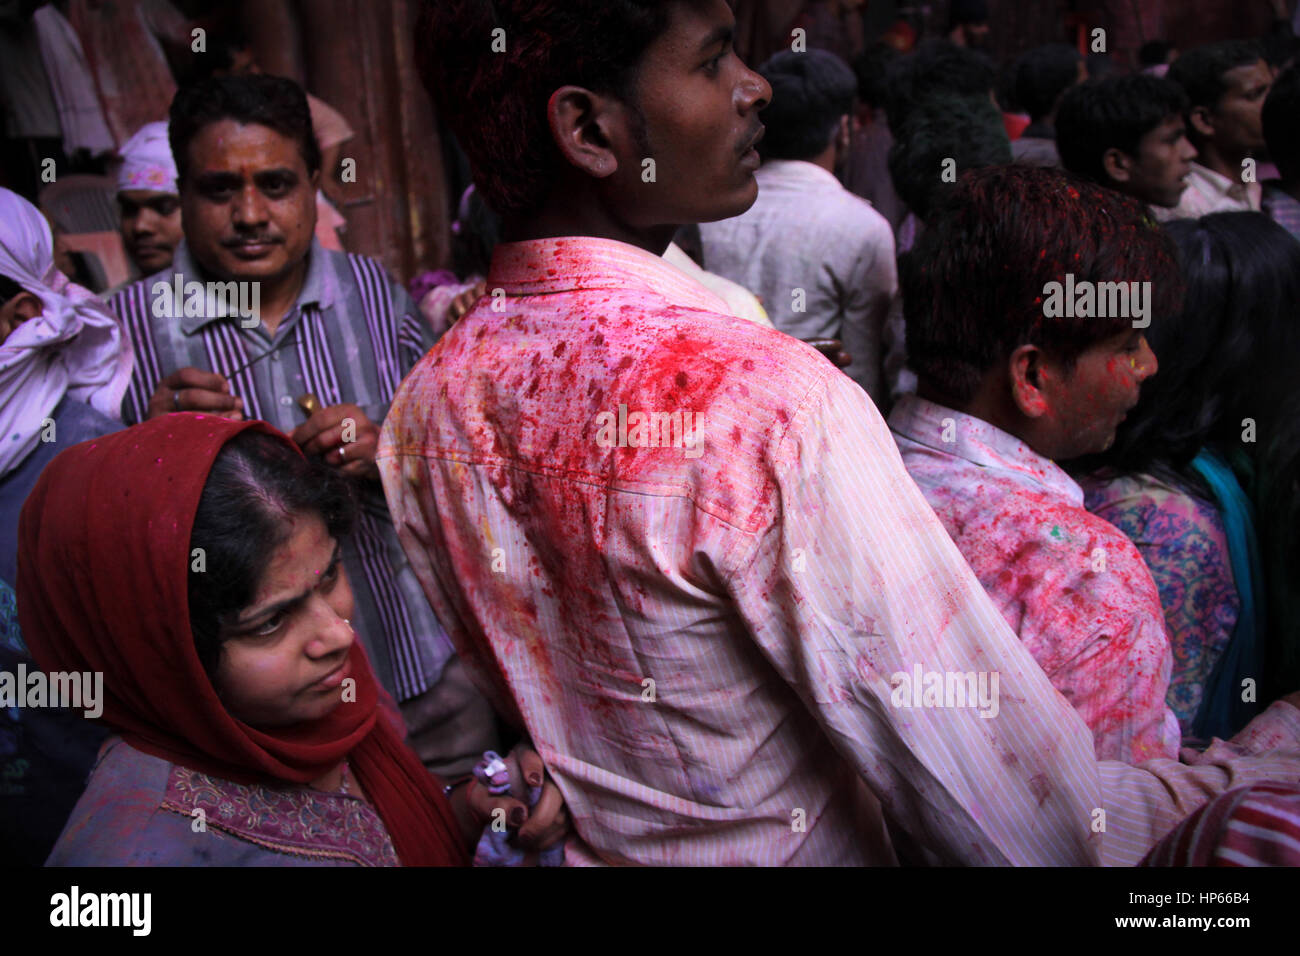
[{"xmin": 19, "ymin": 413, "xmax": 565, "ymax": 865}]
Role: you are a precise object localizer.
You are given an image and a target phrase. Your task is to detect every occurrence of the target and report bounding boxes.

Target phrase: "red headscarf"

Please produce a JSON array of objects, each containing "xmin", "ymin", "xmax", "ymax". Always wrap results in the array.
[{"xmin": 17, "ymin": 413, "xmax": 467, "ymax": 866}]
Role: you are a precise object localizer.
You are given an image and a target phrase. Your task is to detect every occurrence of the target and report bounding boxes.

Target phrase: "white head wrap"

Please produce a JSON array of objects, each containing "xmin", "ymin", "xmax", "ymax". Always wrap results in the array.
[
  {"xmin": 116, "ymin": 122, "xmax": 179, "ymax": 195},
  {"xmin": 0, "ymin": 188, "xmax": 133, "ymax": 477}
]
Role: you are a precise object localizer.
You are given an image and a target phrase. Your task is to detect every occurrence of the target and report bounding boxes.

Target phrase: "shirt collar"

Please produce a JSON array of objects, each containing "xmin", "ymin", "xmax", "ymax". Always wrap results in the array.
[
  {"xmin": 1187, "ymin": 162, "xmax": 1260, "ymax": 206},
  {"xmin": 161, "ymin": 238, "xmax": 334, "ymax": 335},
  {"xmin": 755, "ymin": 158, "xmax": 842, "ymax": 190},
  {"xmin": 487, "ymin": 236, "xmax": 729, "ymax": 313},
  {"xmin": 888, "ymin": 394, "xmax": 1084, "ymax": 506}
]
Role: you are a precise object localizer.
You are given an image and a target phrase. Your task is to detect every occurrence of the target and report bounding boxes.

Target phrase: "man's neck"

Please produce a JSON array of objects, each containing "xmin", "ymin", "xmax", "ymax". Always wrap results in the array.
[
  {"xmin": 1194, "ymin": 141, "xmax": 1247, "ymax": 182},
  {"xmin": 920, "ymin": 380, "xmax": 1027, "ymax": 449},
  {"xmin": 806, "ymin": 142, "xmax": 838, "ymax": 175},
  {"xmin": 503, "ymin": 182, "xmax": 680, "ymax": 257}
]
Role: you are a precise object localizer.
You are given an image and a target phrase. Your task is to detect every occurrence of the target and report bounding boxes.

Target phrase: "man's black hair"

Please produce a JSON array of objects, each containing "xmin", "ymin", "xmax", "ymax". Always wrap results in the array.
[
  {"xmin": 901, "ymin": 165, "xmax": 1182, "ymax": 405},
  {"xmin": 1013, "ymin": 44, "xmax": 1082, "ymax": 122},
  {"xmin": 888, "ymin": 92, "xmax": 1010, "ymax": 223},
  {"xmin": 1138, "ymin": 40, "xmax": 1174, "ymax": 68},
  {"xmin": 182, "ymin": 25, "xmax": 252, "ymax": 85},
  {"xmin": 851, "ymin": 42, "xmax": 900, "ymax": 112},
  {"xmin": 414, "ymin": 0, "xmax": 672, "ymax": 219},
  {"xmin": 756, "ymin": 49, "xmax": 857, "ymax": 161},
  {"xmin": 1057, "ymin": 74, "xmax": 1189, "ymax": 186},
  {"xmin": 884, "ymin": 39, "xmax": 995, "ymax": 131},
  {"xmin": 1264, "ymin": 65, "xmax": 1300, "ymax": 183},
  {"xmin": 1167, "ymin": 39, "xmax": 1264, "ymax": 112},
  {"xmin": 169, "ymin": 74, "xmax": 322, "ymax": 184}
]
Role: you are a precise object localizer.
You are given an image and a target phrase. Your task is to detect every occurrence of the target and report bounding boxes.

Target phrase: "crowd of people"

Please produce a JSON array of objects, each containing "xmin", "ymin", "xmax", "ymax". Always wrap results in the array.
[{"xmin": 3, "ymin": 0, "xmax": 1300, "ymax": 867}]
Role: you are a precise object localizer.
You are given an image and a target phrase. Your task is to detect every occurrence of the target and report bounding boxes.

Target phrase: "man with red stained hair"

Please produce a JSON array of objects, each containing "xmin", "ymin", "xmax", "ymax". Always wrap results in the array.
[
  {"xmin": 890, "ymin": 164, "xmax": 1295, "ymax": 764},
  {"xmin": 381, "ymin": 0, "xmax": 1300, "ymax": 866}
]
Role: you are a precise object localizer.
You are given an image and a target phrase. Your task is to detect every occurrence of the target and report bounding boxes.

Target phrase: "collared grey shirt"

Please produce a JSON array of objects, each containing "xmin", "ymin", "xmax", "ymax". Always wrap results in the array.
[{"xmin": 110, "ymin": 238, "xmax": 449, "ymax": 701}]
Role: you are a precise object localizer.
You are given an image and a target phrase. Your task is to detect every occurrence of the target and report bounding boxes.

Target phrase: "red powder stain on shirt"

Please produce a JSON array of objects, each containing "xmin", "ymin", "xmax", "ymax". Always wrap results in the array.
[
  {"xmin": 1028, "ymin": 773, "xmax": 1051, "ymax": 807},
  {"xmin": 389, "ymin": 242, "xmax": 830, "ymax": 767}
]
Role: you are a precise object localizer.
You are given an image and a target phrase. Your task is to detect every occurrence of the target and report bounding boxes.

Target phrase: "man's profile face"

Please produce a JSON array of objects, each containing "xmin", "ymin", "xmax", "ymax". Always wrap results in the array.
[
  {"xmin": 1036, "ymin": 328, "xmax": 1158, "ymax": 460},
  {"xmin": 1211, "ymin": 59, "xmax": 1271, "ymax": 154},
  {"xmin": 611, "ymin": 0, "xmax": 771, "ymax": 228},
  {"xmin": 118, "ymin": 189, "xmax": 183, "ymax": 275},
  {"xmin": 1127, "ymin": 114, "xmax": 1197, "ymax": 208},
  {"xmin": 179, "ymin": 120, "xmax": 317, "ymax": 283}
]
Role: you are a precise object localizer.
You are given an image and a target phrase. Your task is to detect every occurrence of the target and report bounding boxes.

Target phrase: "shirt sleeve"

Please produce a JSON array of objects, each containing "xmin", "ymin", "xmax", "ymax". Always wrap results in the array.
[
  {"xmin": 1099, "ymin": 700, "xmax": 1300, "ymax": 865},
  {"xmin": 723, "ymin": 367, "xmax": 1111, "ymax": 864},
  {"xmin": 391, "ymin": 276, "xmax": 438, "ymax": 374},
  {"xmin": 836, "ymin": 213, "xmax": 896, "ymax": 403}
]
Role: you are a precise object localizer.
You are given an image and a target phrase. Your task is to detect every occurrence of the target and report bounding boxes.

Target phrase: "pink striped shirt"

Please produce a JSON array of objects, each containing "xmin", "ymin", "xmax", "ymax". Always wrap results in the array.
[
  {"xmin": 889, "ymin": 395, "xmax": 1181, "ymax": 763},
  {"xmin": 379, "ymin": 236, "xmax": 1300, "ymax": 866}
]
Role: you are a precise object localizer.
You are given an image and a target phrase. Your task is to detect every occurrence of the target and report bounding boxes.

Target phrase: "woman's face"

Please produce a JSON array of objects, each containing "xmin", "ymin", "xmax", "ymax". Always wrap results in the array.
[{"xmin": 214, "ymin": 513, "xmax": 356, "ymax": 727}]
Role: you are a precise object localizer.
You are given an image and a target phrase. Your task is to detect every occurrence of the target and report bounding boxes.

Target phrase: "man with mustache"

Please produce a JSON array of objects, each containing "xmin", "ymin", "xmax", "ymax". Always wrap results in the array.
[{"xmin": 108, "ymin": 74, "xmax": 499, "ymax": 778}]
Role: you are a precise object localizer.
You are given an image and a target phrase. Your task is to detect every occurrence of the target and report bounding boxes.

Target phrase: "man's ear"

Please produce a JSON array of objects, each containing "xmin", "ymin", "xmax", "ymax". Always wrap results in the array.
[
  {"xmin": 548, "ymin": 85, "xmax": 621, "ymax": 180},
  {"xmin": 1101, "ymin": 146, "xmax": 1133, "ymax": 184},
  {"xmin": 12, "ymin": 291, "xmax": 42, "ymax": 322},
  {"xmin": 837, "ymin": 114, "xmax": 851, "ymax": 153},
  {"xmin": 0, "ymin": 291, "xmax": 43, "ymax": 344},
  {"xmin": 1188, "ymin": 105, "xmax": 1215, "ymax": 139},
  {"xmin": 1008, "ymin": 343, "xmax": 1050, "ymax": 418}
]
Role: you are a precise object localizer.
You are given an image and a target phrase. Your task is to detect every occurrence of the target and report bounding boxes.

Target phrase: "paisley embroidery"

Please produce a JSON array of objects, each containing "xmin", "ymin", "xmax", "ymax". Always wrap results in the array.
[{"xmin": 160, "ymin": 765, "xmax": 398, "ymax": 866}]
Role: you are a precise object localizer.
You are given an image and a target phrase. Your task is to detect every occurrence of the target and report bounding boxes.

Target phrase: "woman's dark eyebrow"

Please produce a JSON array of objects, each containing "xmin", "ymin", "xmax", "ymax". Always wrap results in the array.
[{"xmin": 231, "ymin": 544, "xmax": 342, "ymax": 630}]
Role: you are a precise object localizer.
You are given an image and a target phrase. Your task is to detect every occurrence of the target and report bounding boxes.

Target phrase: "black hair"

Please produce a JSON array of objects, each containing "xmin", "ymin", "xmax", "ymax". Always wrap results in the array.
[
  {"xmin": 1086, "ymin": 52, "xmax": 1117, "ymax": 82},
  {"xmin": 0, "ymin": 274, "xmax": 23, "ymax": 307},
  {"xmin": 169, "ymin": 74, "xmax": 322, "ymax": 184},
  {"xmin": 901, "ymin": 165, "xmax": 1182, "ymax": 405},
  {"xmin": 414, "ymin": 0, "xmax": 671, "ymax": 219},
  {"xmin": 1093, "ymin": 213, "xmax": 1300, "ymax": 474},
  {"xmin": 1167, "ymin": 39, "xmax": 1264, "ymax": 112},
  {"xmin": 452, "ymin": 185, "xmax": 502, "ymax": 279},
  {"xmin": 182, "ymin": 25, "xmax": 252, "ymax": 85},
  {"xmin": 756, "ymin": 49, "xmax": 857, "ymax": 161},
  {"xmin": 1057, "ymin": 74, "xmax": 1189, "ymax": 186},
  {"xmin": 1138, "ymin": 41, "xmax": 1174, "ymax": 68},
  {"xmin": 1262, "ymin": 20, "xmax": 1300, "ymax": 70},
  {"xmin": 851, "ymin": 42, "xmax": 900, "ymax": 112},
  {"xmin": 188, "ymin": 430, "xmax": 356, "ymax": 679},
  {"xmin": 1264, "ymin": 65, "xmax": 1300, "ymax": 183},
  {"xmin": 1013, "ymin": 44, "xmax": 1083, "ymax": 122},
  {"xmin": 887, "ymin": 92, "xmax": 1010, "ymax": 223},
  {"xmin": 883, "ymin": 39, "xmax": 995, "ymax": 132},
  {"xmin": 1082, "ymin": 212, "xmax": 1300, "ymax": 698}
]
